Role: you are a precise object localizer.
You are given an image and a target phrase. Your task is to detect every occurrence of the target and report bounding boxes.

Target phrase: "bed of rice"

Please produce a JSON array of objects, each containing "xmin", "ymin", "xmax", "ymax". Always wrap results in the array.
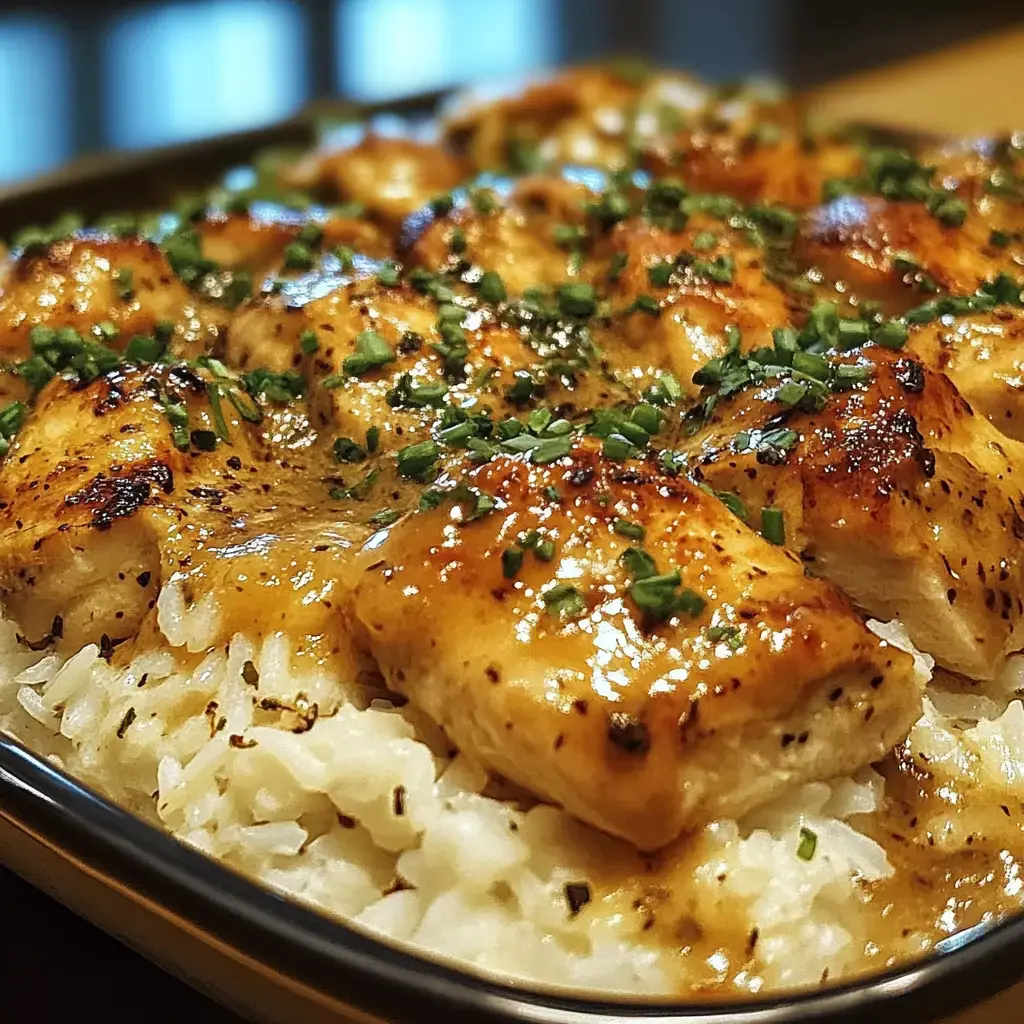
[{"xmin": 1, "ymin": 583, "xmax": 1022, "ymax": 997}]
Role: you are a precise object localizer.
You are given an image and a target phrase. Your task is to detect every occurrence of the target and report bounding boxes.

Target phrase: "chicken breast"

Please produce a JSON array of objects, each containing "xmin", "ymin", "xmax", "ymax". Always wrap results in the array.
[
  {"xmin": 351, "ymin": 440, "xmax": 923, "ymax": 850},
  {"xmin": 441, "ymin": 65, "xmax": 785, "ymax": 176},
  {"xmin": 595, "ymin": 211, "xmax": 796, "ymax": 395},
  {"xmin": 0, "ymin": 364, "xmax": 368, "ymax": 659},
  {"xmin": 405, "ymin": 174, "xmax": 592, "ymax": 298},
  {"xmin": 796, "ymin": 195, "xmax": 1014, "ymax": 315},
  {"xmin": 0, "ymin": 234, "xmax": 228, "ymax": 363},
  {"xmin": 680, "ymin": 347, "xmax": 1024, "ymax": 680},
  {"xmin": 283, "ymin": 133, "xmax": 469, "ymax": 229},
  {"xmin": 907, "ymin": 308, "xmax": 1024, "ymax": 442},
  {"xmin": 196, "ymin": 203, "xmax": 392, "ymax": 282},
  {"xmin": 642, "ymin": 129, "xmax": 861, "ymax": 210}
]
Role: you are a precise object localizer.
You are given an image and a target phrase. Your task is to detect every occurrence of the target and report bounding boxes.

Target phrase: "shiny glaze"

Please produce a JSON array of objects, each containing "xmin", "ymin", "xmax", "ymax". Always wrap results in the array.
[
  {"xmin": 0, "ymin": 235, "xmax": 225, "ymax": 362},
  {"xmin": 680, "ymin": 348, "xmax": 1024, "ymax": 678},
  {"xmin": 353, "ymin": 439, "xmax": 920, "ymax": 850},
  {"xmin": 3, "ymin": 63, "xmax": 1024, "ymax": 997}
]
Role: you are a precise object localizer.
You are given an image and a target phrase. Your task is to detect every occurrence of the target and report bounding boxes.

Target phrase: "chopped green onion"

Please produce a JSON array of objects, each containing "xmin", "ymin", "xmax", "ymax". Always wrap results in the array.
[
  {"xmin": 873, "ymin": 320, "xmax": 909, "ymax": 350},
  {"xmin": 656, "ymin": 371, "xmax": 683, "ymax": 403},
  {"xmin": 692, "ymin": 253, "xmax": 734, "ymax": 285},
  {"xmin": 115, "ymin": 268, "xmax": 135, "ymax": 301},
  {"xmin": 534, "ymin": 539, "xmax": 556, "ymax": 562},
  {"xmin": 621, "ymin": 547, "xmax": 657, "ymax": 580},
  {"xmin": 797, "ymin": 827, "xmax": 817, "ymax": 861},
  {"xmin": 647, "ymin": 260, "xmax": 675, "ymax": 287},
  {"xmin": 430, "ymin": 193, "xmax": 454, "ymax": 217},
  {"xmin": 931, "ymin": 196, "xmax": 967, "ymax": 227},
  {"xmin": 376, "ymin": 261, "xmax": 401, "ymax": 287},
  {"xmin": 542, "ymin": 583, "xmax": 586, "ymax": 620},
  {"xmin": 243, "ymin": 368, "xmax": 305, "ymax": 403},
  {"xmin": 470, "ymin": 188, "xmax": 499, "ymax": 215},
  {"xmin": 504, "ymin": 371, "xmax": 536, "ymax": 405},
  {"xmin": 282, "ymin": 242, "xmax": 315, "ymax": 270},
  {"xmin": 448, "ymin": 228, "xmax": 466, "ymax": 254},
  {"xmin": 333, "ymin": 437, "xmax": 366, "ymax": 463},
  {"xmin": 477, "ymin": 270, "xmax": 507, "ymax": 304},
  {"xmin": 437, "ymin": 420, "xmax": 476, "ymax": 447},
  {"xmin": 602, "ymin": 434, "xmax": 641, "ymax": 461},
  {"xmin": 761, "ymin": 506, "xmax": 786, "ymax": 546},
  {"xmin": 613, "ymin": 518, "xmax": 646, "ymax": 540},
  {"xmin": 832, "ymin": 363, "xmax": 874, "ymax": 389},
  {"xmin": 715, "ymin": 490, "xmax": 748, "ymax": 521},
  {"xmin": 791, "ymin": 351, "xmax": 829, "ymax": 380},
  {"xmin": 397, "ymin": 439, "xmax": 440, "ymax": 480},
  {"xmin": 531, "ymin": 435, "xmax": 571, "ymax": 464},
  {"xmin": 775, "ymin": 380, "xmax": 807, "ymax": 407},
  {"xmin": 343, "ymin": 330, "xmax": 395, "ymax": 377},
  {"xmin": 557, "ymin": 283, "xmax": 597, "ymax": 318},
  {"xmin": 629, "ymin": 294, "xmax": 660, "ymax": 317},
  {"xmin": 125, "ymin": 334, "xmax": 166, "ymax": 364},
  {"xmin": 836, "ymin": 318, "xmax": 870, "ymax": 349},
  {"xmin": 502, "ymin": 547, "xmax": 524, "ymax": 578},
  {"xmin": 386, "ymin": 373, "xmax": 447, "ymax": 408},
  {"xmin": 206, "ymin": 383, "xmax": 231, "ymax": 441}
]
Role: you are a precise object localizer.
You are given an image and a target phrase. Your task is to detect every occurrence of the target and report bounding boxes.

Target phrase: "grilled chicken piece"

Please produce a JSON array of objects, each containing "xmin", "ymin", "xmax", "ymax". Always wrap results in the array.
[
  {"xmin": 0, "ymin": 364, "xmax": 369, "ymax": 656},
  {"xmin": 229, "ymin": 265, "xmax": 632, "ymax": 454},
  {"xmin": 283, "ymin": 134, "xmax": 469, "ymax": 229},
  {"xmin": 196, "ymin": 204, "xmax": 392, "ymax": 281},
  {"xmin": 442, "ymin": 66, "xmax": 653, "ymax": 173},
  {"xmin": 230, "ymin": 275, "xmax": 529, "ymax": 452},
  {"xmin": 908, "ymin": 309, "xmax": 1024, "ymax": 441},
  {"xmin": 595, "ymin": 214, "xmax": 795, "ymax": 396},
  {"xmin": 0, "ymin": 234, "xmax": 228, "ymax": 362},
  {"xmin": 0, "ymin": 235, "xmax": 227, "ymax": 363},
  {"xmin": 642, "ymin": 130, "xmax": 861, "ymax": 209},
  {"xmin": 441, "ymin": 66, "xmax": 784, "ymax": 175},
  {"xmin": 680, "ymin": 348, "xmax": 1024, "ymax": 680},
  {"xmin": 0, "ymin": 365, "xmax": 260, "ymax": 648},
  {"xmin": 796, "ymin": 195, "xmax": 1014, "ymax": 314},
  {"xmin": 351, "ymin": 441, "xmax": 924, "ymax": 850},
  {"xmin": 405, "ymin": 175, "xmax": 593, "ymax": 297}
]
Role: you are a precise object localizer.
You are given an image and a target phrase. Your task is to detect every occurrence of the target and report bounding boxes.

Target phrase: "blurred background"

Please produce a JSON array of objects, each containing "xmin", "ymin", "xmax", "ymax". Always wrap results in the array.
[{"xmin": 0, "ymin": 0, "xmax": 1022, "ymax": 185}]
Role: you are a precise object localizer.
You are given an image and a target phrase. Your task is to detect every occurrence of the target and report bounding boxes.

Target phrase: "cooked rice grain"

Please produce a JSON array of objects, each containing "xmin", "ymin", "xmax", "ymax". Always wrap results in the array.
[{"xmin": 0, "ymin": 591, "xmax": 977, "ymax": 996}]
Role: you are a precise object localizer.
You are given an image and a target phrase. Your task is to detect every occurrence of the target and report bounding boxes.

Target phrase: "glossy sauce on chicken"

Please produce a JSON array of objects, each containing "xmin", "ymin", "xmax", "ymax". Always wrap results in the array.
[{"xmin": 2, "ymin": 65, "xmax": 1024, "ymax": 996}]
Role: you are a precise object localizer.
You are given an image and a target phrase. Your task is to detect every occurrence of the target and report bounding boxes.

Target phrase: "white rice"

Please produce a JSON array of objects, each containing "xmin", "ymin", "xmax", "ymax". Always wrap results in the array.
[{"xmin": 0, "ymin": 588, "xmax": 1009, "ymax": 996}]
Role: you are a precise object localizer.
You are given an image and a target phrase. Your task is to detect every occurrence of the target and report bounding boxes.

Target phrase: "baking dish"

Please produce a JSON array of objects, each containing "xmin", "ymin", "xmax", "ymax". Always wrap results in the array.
[{"xmin": 0, "ymin": 87, "xmax": 1021, "ymax": 1024}]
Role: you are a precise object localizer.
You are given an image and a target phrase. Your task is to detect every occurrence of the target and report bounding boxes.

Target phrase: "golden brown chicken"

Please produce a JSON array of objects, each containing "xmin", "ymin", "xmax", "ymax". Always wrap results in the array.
[
  {"xmin": 679, "ymin": 347, "xmax": 1024, "ymax": 680},
  {"xmin": 351, "ymin": 439, "xmax": 924, "ymax": 850},
  {"xmin": 283, "ymin": 133, "xmax": 470, "ymax": 230},
  {"xmin": 0, "ymin": 363, "xmax": 370, "ymax": 662},
  {"xmin": 196, "ymin": 204, "xmax": 392, "ymax": 282},
  {"xmin": 0, "ymin": 234, "xmax": 228, "ymax": 364},
  {"xmin": 3, "ymin": 63, "xmax": 1024, "ymax": 875},
  {"xmin": 795, "ymin": 195, "xmax": 1016, "ymax": 315},
  {"xmin": 907, "ymin": 308, "xmax": 1024, "ymax": 441}
]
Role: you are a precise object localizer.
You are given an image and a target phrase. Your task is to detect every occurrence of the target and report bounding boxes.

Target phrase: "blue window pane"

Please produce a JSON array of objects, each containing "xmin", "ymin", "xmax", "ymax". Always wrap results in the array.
[
  {"xmin": 0, "ymin": 18, "xmax": 70, "ymax": 184},
  {"xmin": 337, "ymin": 0, "xmax": 556, "ymax": 100},
  {"xmin": 105, "ymin": 0, "xmax": 307, "ymax": 149}
]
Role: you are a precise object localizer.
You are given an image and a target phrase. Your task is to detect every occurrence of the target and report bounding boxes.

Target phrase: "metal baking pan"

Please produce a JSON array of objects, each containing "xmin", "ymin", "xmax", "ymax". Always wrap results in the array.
[{"xmin": 0, "ymin": 87, "xmax": 1021, "ymax": 1024}]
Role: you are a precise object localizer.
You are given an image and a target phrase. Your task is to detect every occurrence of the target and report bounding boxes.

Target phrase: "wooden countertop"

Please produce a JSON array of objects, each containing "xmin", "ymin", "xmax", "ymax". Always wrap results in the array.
[{"xmin": 805, "ymin": 24, "xmax": 1024, "ymax": 135}]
